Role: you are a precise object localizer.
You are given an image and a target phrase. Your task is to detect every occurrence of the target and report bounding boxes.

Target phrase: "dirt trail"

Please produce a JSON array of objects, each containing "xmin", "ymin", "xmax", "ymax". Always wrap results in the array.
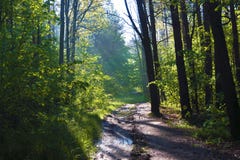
[
  {"xmin": 94, "ymin": 103, "xmax": 240, "ymax": 160},
  {"xmin": 94, "ymin": 104, "xmax": 135, "ymax": 160}
]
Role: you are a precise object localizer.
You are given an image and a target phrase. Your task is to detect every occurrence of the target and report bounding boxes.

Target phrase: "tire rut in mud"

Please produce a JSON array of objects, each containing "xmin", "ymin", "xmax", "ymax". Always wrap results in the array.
[{"xmin": 94, "ymin": 104, "xmax": 136, "ymax": 160}]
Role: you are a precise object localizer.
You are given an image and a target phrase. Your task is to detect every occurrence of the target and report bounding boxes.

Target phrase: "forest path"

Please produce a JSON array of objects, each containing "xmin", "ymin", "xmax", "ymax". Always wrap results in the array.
[{"xmin": 94, "ymin": 103, "xmax": 240, "ymax": 160}]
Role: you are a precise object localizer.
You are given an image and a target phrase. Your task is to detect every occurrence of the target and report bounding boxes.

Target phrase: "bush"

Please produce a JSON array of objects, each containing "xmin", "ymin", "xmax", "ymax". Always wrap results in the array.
[
  {"xmin": 0, "ymin": 53, "xmax": 112, "ymax": 159},
  {"xmin": 194, "ymin": 106, "xmax": 231, "ymax": 144}
]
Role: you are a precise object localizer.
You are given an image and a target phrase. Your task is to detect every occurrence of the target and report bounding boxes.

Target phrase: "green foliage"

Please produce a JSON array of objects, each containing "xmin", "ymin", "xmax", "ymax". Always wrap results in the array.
[
  {"xmin": 157, "ymin": 45, "xmax": 180, "ymax": 105},
  {"xmin": 90, "ymin": 13, "xmax": 143, "ymax": 97},
  {"xmin": 0, "ymin": 1, "xmax": 114, "ymax": 159},
  {"xmin": 156, "ymin": 18, "xmax": 234, "ymax": 144},
  {"xmin": 194, "ymin": 106, "xmax": 231, "ymax": 144},
  {"xmin": 0, "ymin": 52, "xmax": 112, "ymax": 159}
]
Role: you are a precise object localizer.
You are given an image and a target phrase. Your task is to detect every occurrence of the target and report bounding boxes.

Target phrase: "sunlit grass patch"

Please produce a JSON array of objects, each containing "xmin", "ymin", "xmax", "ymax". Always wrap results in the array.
[
  {"xmin": 115, "ymin": 93, "xmax": 148, "ymax": 104},
  {"xmin": 63, "ymin": 99, "xmax": 124, "ymax": 159}
]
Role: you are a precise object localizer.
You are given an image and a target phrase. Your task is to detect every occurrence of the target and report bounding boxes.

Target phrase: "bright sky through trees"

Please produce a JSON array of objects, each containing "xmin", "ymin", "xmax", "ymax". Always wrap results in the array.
[{"xmin": 111, "ymin": 0, "xmax": 138, "ymax": 43}]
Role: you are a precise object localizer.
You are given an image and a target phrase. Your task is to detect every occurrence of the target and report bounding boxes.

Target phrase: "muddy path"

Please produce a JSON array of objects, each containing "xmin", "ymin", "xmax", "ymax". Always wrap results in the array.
[{"xmin": 94, "ymin": 103, "xmax": 240, "ymax": 160}]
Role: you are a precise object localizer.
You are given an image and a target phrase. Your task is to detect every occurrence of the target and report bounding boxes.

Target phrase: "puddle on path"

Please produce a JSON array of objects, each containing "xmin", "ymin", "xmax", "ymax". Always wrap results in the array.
[{"xmin": 94, "ymin": 104, "xmax": 135, "ymax": 160}]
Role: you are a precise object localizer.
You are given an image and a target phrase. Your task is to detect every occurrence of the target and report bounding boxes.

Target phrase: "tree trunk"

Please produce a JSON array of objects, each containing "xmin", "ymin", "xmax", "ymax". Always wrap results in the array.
[
  {"xmin": 230, "ymin": 1, "xmax": 240, "ymax": 86},
  {"xmin": 65, "ymin": 0, "xmax": 70, "ymax": 63},
  {"xmin": 71, "ymin": 0, "xmax": 78, "ymax": 62},
  {"xmin": 202, "ymin": 2, "xmax": 213, "ymax": 106},
  {"xmin": 149, "ymin": 0, "xmax": 160, "ymax": 78},
  {"xmin": 170, "ymin": 2, "xmax": 192, "ymax": 118},
  {"xmin": 207, "ymin": 1, "xmax": 240, "ymax": 139},
  {"xmin": 136, "ymin": 0, "xmax": 160, "ymax": 116},
  {"xmin": 196, "ymin": 0, "xmax": 202, "ymax": 26},
  {"xmin": 148, "ymin": 0, "xmax": 166, "ymax": 101},
  {"xmin": 59, "ymin": 0, "xmax": 65, "ymax": 64},
  {"xmin": 180, "ymin": 0, "xmax": 198, "ymax": 113}
]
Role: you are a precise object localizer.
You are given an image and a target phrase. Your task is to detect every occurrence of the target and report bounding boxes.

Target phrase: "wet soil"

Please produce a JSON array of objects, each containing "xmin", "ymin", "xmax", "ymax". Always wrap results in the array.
[
  {"xmin": 94, "ymin": 103, "xmax": 240, "ymax": 160},
  {"xmin": 94, "ymin": 104, "xmax": 135, "ymax": 160}
]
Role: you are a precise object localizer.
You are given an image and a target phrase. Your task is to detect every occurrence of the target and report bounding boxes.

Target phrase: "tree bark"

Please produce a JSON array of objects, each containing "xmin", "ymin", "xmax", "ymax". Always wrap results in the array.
[
  {"xmin": 180, "ymin": 0, "xmax": 198, "ymax": 113},
  {"xmin": 170, "ymin": 2, "xmax": 192, "ymax": 118},
  {"xmin": 207, "ymin": 1, "xmax": 240, "ymax": 139},
  {"xmin": 65, "ymin": 0, "xmax": 70, "ymax": 63},
  {"xmin": 202, "ymin": 2, "xmax": 213, "ymax": 106},
  {"xmin": 196, "ymin": 0, "xmax": 202, "ymax": 26},
  {"xmin": 148, "ymin": 0, "xmax": 166, "ymax": 101},
  {"xmin": 149, "ymin": 0, "xmax": 160, "ymax": 78},
  {"xmin": 230, "ymin": 1, "xmax": 240, "ymax": 86},
  {"xmin": 136, "ymin": 0, "xmax": 160, "ymax": 116},
  {"xmin": 71, "ymin": 0, "xmax": 78, "ymax": 62},
  {"xmin": 59, "ymin": 0, "xmax": 65, "ymax": 64}
]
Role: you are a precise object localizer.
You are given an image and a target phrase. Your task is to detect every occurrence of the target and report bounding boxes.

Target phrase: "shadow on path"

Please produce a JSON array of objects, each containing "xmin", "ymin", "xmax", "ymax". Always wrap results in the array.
[
  {"xmin": 134, "ymin": 103, "xmax": 239, "ymax": 160},
  {"xmin": 94, "ymin": 103, "xmax": 239, "ymax": 160}
]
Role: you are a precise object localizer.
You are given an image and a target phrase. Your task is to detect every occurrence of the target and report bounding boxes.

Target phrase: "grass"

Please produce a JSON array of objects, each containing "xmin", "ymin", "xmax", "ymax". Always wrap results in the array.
[
  {"xmin": 64, "ymin": 99, "xmax": 123, "ymax": 159},
  {"xmin": 0, "ymin": 90, "xmax": 147, "ymax": 160},
  {"xmin": 160, "ymin": 103, "xmax": 232, "ymax": 145},
  {"xmin": 0, "ymin": 99, "xmax": 124, "ymax": 160},
  {"xmin": 114, "ymin": 93, "xmax": 148, "ymax": 104},
  {"xmin": 7, "ymin": 92, "xmax": 225, "ymax": 159},
  {"xmin": 160, "ymin": 104, "xmax": 196, "ymax": 132}
]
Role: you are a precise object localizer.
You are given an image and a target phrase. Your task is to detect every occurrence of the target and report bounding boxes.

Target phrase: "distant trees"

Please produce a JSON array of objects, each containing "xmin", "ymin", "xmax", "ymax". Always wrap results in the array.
[
  {"xmin": 58, "ymin": 0, "xmax": 102, "ymax": 64},
  {"xmin": 90, "ymin": 14, "xmax": 132, "ymax": 95},
  {"xmin": 90, "ymin": 8, "xmax": 144, "ymax": 98}
]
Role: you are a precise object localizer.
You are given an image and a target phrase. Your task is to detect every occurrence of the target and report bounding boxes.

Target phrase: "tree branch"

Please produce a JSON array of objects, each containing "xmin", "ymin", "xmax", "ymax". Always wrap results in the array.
[{"xmin": 124, "ymin": 0, "xmax": 142, "ymax": 40}]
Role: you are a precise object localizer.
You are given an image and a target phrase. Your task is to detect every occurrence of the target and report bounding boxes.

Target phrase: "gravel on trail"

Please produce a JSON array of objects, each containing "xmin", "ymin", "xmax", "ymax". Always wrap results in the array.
[{"xmin": 94, "ymin": 103, "xmax": 240, "ymax": 160}]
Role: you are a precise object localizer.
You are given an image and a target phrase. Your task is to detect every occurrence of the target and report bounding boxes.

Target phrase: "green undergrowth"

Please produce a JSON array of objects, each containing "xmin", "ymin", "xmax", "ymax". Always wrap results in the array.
[
  {"xmin": 162, "ymin": 103, "xmax": 231, "ymax": 145},
  {"xmin": 62, "ymin": 100, "xmax": 122, "ymax": 159},
  {"xmin": 192, "ymin": 106, "xmax": 231, "ymax": 145},
  {"xmin": 0, "ymin": 101, "xmax": 121, "ymax": 160},
  {"xmin": 0, "ymin": 52, "xmax": 123, "ymax": 160}
]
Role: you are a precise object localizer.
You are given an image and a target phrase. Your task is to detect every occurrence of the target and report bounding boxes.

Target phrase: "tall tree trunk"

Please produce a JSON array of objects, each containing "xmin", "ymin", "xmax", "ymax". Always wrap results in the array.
[
  {"xmin": 149, "ymin": 0, "xmax": 166, "ymax": 101},
  {"xmin": 196, "ymin": 0, "xmax": 202, "ymax": 26},
  {"xmin": 203, "ymin": 2, "xmax": 213, "ymax": 106},
  {"xmin": 180, "ymin": 0, "xmax": 198, "ymax": 113},
  {"xmin": 71, "ymin": 0, "xmax": 78, "ymax": 62},
  {"xmin": 9, "ymin": 0, "xmax": 14, "ymax": 51},
  {"xmin": 149, "ymin": 0, "xmax": 160, "ymax": 78},
  {"xmin": 170, "ymin": 2, "xmax": 192, "ymax": 118},
  {"xmin": 207, "ymin": 1, "xmax": 240, "ymax": 139},
  {"xmin": 59, "ymin": 0, "xmax": 65, "ymax": 64},
  {"xmin": 136, "ymin": 0, "xmax": 160, "ymax": 116},
  {"xmin": 65, "ymin": 0, "xmax": 70, "ymax": 63},
  {"xmin": 0, "ymin": 2, "xmax": 2, "ymax": 27},
  {"xmin": 230, "ymin": 1, "xmax": 240, "ymax": 86}
]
